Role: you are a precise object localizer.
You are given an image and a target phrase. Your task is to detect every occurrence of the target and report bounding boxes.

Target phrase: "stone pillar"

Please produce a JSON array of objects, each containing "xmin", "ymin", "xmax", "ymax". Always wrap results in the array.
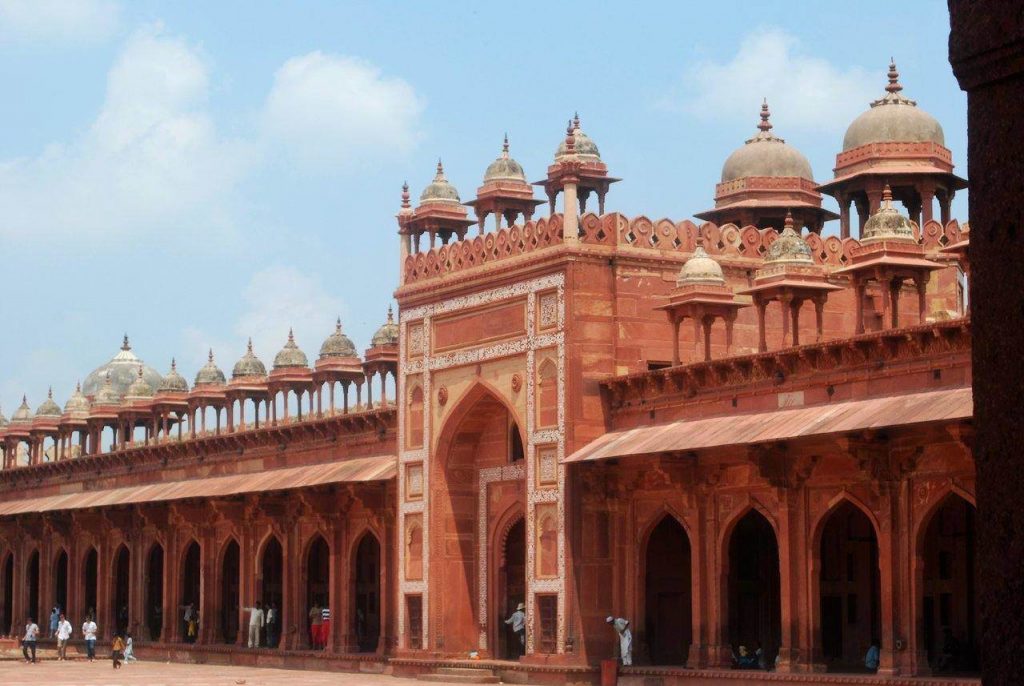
[
  {"xmin": 329, "ymin": 517, "xmax": 345, "ymax": 653},
  {"xmin": 163, "ymin": 533, "xmax": 179, "ymax": 643},
  {"xmin": 97, "ymin": 539, "xmax": 111, "ymax": 640},
  {"xmin": 285, "ymin": 522, "xmax": 301, "ymax": 649},
  {"xmin": 198, "ymin": 527, "xmax": 216, "ymax": 644},
  {"xmin": 949, "ymin": 4, "xmax": 1024, "ymax": 682},
  {"xmin": 563, "ymin": 182, "xmax": 579, "ymax": 244}
]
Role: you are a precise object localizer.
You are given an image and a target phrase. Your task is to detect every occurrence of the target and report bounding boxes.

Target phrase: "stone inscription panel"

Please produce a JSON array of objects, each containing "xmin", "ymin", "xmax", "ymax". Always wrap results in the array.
[{"xmin": 431, "ymin": 298, "xmax": 527, "ymax": 354}]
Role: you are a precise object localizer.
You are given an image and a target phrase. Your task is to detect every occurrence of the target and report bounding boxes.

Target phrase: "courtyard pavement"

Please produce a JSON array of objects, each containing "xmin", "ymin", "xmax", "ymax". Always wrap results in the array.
[{"xmin": 0, "ymin": 658, "xmax": 470, "ymax": 686}]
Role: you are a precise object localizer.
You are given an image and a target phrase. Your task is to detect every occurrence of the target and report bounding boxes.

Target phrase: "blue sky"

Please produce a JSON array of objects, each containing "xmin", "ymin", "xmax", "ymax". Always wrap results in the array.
[{"xmin": 0, "ymin": 0, "xmax": 966, "ymax": 415}]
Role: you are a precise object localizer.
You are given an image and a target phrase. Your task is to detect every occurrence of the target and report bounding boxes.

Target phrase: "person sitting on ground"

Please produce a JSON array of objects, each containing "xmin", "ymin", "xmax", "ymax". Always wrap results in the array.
[
  {"xmin": 865, "ymin": 639, "xmax": 881, "ymax": 671},
  {"xmin": 123, "ymin": 633, "xmax": 137, "ymax": 662},
  {"xmin": 111, "ymin": 633, "xmax": 125, "ymax": 669},
  {"xmin": 755, "ymin": 641, "xmax": 768, "ymax": 670},
  {"xmin": 736, "ymin": 644, "xmax": 758, "ymax": 669}
]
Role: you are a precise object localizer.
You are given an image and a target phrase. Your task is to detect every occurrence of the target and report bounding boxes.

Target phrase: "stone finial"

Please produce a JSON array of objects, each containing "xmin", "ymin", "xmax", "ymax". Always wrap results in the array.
[
  {"xmin": 434, "ymin": 159, "xmax": 445, "ymax": 181},
  {"xmin": 886, "ymin": 58, "xmax": 903, "ymax": 94},
  {"xmin": 565, "ymin": 119, "xmax": 576, "ymax": 154},
  {"xmin": 386, "ymin": 304, "xmax": 394, "ymax": 324},
  {"xmin": 247, "ymin": 337, "xmax": 254, "ymax": 353},
  {"xmin": 121, "ymin": 334, "xmax": 131, "ymax": 351},
  {"xmin": 401, "ymin": 181, "xmax": 410, "ymax": 209},
  {"xmin": 502, "ymin": 133, "xmax": 510, "ymax": 157},
  {"xmin": 882, "ymin": 184, "xmax": 894, "ymax": 205},
  {"xmin": 171, "ymin": 358, "xmax": 177, "ymax": 371},
  {"xmin": 758, "ymin": 98, "xmax": 773, "ymax": 133},
  {"xmin": 287, "ymin": 328, "xmax": 295, "ymax": 343},
  {"xmin": 208, "ymin": 348, "xmax": 215, "ymax": 363},
  {"xmin": 336, "ymin": 316, "xmax": 343, "ymax": 332},
  {"xmin": 784, "ymin": 210, "xmax": 794, "ymax": 231},
  {"xmin": 573, "ymin": 112, "xmax": 581, "ymax": 130}
]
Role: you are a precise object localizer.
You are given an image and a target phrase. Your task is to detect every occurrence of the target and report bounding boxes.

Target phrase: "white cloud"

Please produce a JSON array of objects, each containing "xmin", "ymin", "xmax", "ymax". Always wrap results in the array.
[
  {"xmin": 182, "ymin": 266, "xmax": 346, "ymax": 372},
  {"xmin": 0, "ymin": 0, "xmax": 120, "ymax": 44},
  {"xmin": 262, "ymin": 51, "xmax": 424, "ymax": 169},
  {"xmin": 0, "ymin": 24, "xmax": 255, "ymax": 242},
  {"xmin": 680, "ymin": 28, "xmax": 877, "ymax": 134}
]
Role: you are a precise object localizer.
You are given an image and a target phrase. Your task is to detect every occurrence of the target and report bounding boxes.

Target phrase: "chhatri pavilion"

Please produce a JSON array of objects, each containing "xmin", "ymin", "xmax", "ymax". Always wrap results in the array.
[{"xmin": 0, "ymin": 63, "xmax": 975, "ymax": 684}]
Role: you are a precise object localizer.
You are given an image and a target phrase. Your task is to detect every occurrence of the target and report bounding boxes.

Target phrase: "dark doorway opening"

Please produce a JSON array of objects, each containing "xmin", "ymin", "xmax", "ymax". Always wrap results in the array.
[
  {"xmin": 221, "ymin": 540, "xmax": 240, "ymax": 644},
  {"xmin": 1, "ymin": 554, "xmax": 13, "ymax": 635},
  {"xmin": 499, "ymin": 519, "xmax": 526, "ymax": 660},
  {"xmin": 27, "ymin": 550, "xmax": 40, "ymax": 626},
  {"xmin": 53, "ymin": 550, "xmax": 68, "ymax": 617},
  {"xmin": 819, "ymin": 502, "xmax": 880, "ymax": 671},
  {"xmin": 146, "ymin": 544, "xmax": 164, "ymax": 641},
  {"xmin": 645, "ymin": 516, "xmax": 692, "ymax": 665},
  {"xmin": 261, "ymin": 537, "xmax": 283, "ymax": 648},
  {"xmin": 354, "ymin": 533, "xmax": 381, "ymax": 653},
  {"xmin": 728, "ymin": 510, "xmax": 781, "ymax": 666},
  {"xmin": 113, "ymin": 545, "xmax": 130, "ymax": 635},
  {"xmin": 921, "ymin": 495, "xmax": 978, "ymax": 673},
  {"xmin": 83, "ymin": 548, "xmax": 98, "ymax": 621},
  {"xmin": 306, "ymin": 536, "xmax": 329, "ymax": 649},
  {"xmin": 181, "ymin": 541, "xmax": 200, "ymax": 643}
]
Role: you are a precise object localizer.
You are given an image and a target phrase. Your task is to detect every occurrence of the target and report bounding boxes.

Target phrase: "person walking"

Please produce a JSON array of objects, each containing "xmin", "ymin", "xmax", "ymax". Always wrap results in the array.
[
  {"xmin": 308, "ymin": 602, "xmax": 322, "ymax": 649},
  {"xmin": 82, "ymin": 615, "xmax": 98, "ymax": 662},
  {"xmin": 319, "ymin": 605, "xmax": 331, "ymax": 651},
  {"xmin": 48, "ymin": 606, "xmax": 60, "ymax": 638},
  {"xmin": 56, "ymin": 613, "xmax": 73, "ymax": 660},
  {"xmin": 123, "ymin": 634, "xmax": 137, "ymax": 663},
  {"xmin": 183, "ymin": 602, "xmax": 198, "ymax": 643},
  {"xmin": 21, "ymin": 616, "xmax": 39, "ymax": 663},
  {"xmin": 111, "ymin": 634, "xmax": 125, "ymax": 669},
  {"xmin": 266, "ymin": 602, "xmax": 278, "ymax": 648},
  {"xmin": 244, "ymin": 601, "xmax": 265, "ymax": 648},
  {"xmin": 606, "ymin": 616, "xmax": 633, "ymax": 666},
  {"xmin": 504, "ymin": 603, "xmax": 526, "ymax": 658}
]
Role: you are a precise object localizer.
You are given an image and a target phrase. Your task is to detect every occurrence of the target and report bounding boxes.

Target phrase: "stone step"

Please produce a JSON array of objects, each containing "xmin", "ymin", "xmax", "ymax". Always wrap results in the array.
[
  {"xmin": 434, "ymin": 666, "xmax": 497, "ymax": 676},
  {"xmin": 417, "ymin": 672, "xmax": 500, "ymax": 684}
]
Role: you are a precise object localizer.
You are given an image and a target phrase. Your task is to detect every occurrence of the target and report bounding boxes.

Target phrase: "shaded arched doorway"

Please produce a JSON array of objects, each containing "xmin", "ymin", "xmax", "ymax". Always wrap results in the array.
[
  {"xmin": 113, "ymin": 545, "xmax": 130, "ymax": 635},
  {"xmin": 146, "ymin": 544, "xmax": 164, "ymax": 641},
  {"xmin": 818, "ymin": 502, "xmax": 880, "ymax": 670},
  {"xmin": 306, "ymin": 535, "xmax": 329, "ymax": 648},
  {"xmin": 645, "ymin": 516, "xmax": 692, "ymax": 665},
  {"xmin": 354, "ymin": 532, "xmax": 381, "ymax": 653},
  {"xmin": 432, "ymin": 386, "xmax": 525, "ymax": 656},
  {"xmin": 498, "ymin": 518, "xmax": 526, "ymax": 660},
  {"xmin": 220, "ymin": 540, "xmax": 240, "ymax": 644},
  {"xmin": 181, "ymin": 541, "xmax": 201, "ymax": 643},
  {"xmin": 920, "ymin": 494, "xmax": 977, "ymax": 673},
  {"xmin": 83, "ymin": 548, "xmax": 98, "ymax": 620},
  {"xmin": 727, "ymin": 510, "xmax": 780, "ymax": 664},
  {"xmin": 260, "ymin": 537, "xmax": 283, "ymax": 648},
  {"xmin": 1, "ymin": 554, "xmax": 13, "ymax": 635},
  {"xmin": 27, "ymin": 550, "xmax": 40, "ymax": 625},
  {"xmin": 53, "ymin": 550, "xmax": 68, "ymax": 616}
]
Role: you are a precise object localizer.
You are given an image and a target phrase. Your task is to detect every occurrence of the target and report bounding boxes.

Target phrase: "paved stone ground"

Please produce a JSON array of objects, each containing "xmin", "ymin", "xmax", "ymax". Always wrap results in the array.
[{"xmin": 0, "ymin": 657, "xmax": 470, "ymax": 686}]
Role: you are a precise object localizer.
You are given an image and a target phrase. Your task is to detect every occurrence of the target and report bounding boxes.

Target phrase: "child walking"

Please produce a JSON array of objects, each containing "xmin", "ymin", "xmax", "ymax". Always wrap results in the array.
[{"xmin": 111, "ymin": 634, "xmax": 126, "ymax": 669}]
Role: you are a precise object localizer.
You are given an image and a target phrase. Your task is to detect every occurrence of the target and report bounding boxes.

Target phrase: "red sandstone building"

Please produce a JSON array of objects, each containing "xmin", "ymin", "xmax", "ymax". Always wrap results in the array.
[{"xmin": 0, "ymin": 64, "xmax": 975, "ymax": 683}]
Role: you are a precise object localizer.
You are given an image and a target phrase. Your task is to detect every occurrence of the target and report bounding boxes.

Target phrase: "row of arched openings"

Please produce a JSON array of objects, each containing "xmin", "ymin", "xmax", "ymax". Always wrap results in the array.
[
  {"xmin": 0, "ymin": 531, "xmax": 381, "ymax": 653},
  {"xmin": 641, "ymin": 495, "xmax": 977, "ymax": 673}
]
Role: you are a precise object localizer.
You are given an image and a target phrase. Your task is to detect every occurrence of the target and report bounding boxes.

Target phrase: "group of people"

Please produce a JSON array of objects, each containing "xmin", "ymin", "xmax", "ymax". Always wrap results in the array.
[
  {"xmin": 20, "ymin": 609, "xmax": 134, "ymax": 667},
  {"xmin": 242, "ymin": 601, "xmax": 280, "ymax": 648},
  {"xmin": 307, "ymin": 602, "xmax": 331, "ymax": 649}
]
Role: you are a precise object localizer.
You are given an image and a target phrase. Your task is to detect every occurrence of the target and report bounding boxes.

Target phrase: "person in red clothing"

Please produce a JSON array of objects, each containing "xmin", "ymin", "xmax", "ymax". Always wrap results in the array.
[{"xmin": 319, "ymin": 605, "xmax": 331, "ymax": 650}]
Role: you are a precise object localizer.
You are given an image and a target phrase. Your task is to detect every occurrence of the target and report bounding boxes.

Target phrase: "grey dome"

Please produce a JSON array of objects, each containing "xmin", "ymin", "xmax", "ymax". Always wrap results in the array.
[
  {"xmin": 721, "ymin": 101, "xmax": 813, "ymax": 182},
  {"xmin": 0, "ymin": 405, "xmax": 7, "ymax": 427},
  {"xmin": 843, "ymin": 62, "xmax": 944, "ymax": 151},
  {"xmin": 484, "ymin": 135, "xmax": 527, "ymax": 183},
  {"xmin": 677, "ymin": 247, "xmax": 725, "ymax": 286},
  {"xmin": 320, "ymin": 318, "xmax": 358, "ymax": 358},
  {"xmin": 64, "ymin": 383, "xmax": 91, "ymax": 414},
  {"xmin": 194, "ymin": 350, "xmax": 227, "ymax": 386},
  {"xmin": 35, "ymin": 388, "xmax": 62, "ymax": 417},
  {"xmin": 125, "ymin": 366, "xmax": 155, "ymax": 399},
  {"xmin": 273, "ymin": 330, "xmax": 309, "ymax": 369},
  {"xmin": 419, "ymin": 160, "xmax": 461, "ymax": 204},
  {"xmin": 371, "ymin": 306, "xmax": 399, "ymax": 347},
  {"xmin": 862, "ymin": 186, "xmax": 916, "ymax": 243},
  {"xmin": 93, "ymin": 374, "xmax": 121, "ymax": 405},
  {"xmin": 555, "ymin": 115, "xmax": 601, "ymax": 159},
  {"xmin": 82, "ymin": 335, "xmax": 163, "ymax": 401},
  {"xmin": 233, "ymin": 339, "xmax": 268, "ymax": 378},
  {"xmin": 765, "ymin": 215, "xmax": 813, "ymax": 264},
  {"xmin": 11, "ymin": 396, "xmax": 32, "ymax": 422},
  {"xmin": 158, "ymin": 359, "xmax": 189, "ymax": 393}
]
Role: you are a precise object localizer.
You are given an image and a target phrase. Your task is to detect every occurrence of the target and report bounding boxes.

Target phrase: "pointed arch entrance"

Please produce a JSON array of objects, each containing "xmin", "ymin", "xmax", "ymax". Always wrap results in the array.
[
  {"xmin": 645, "ymin": 515, "xmax": 692, "ymax": 665},
  {"xmin": 260, "ymin": 536, "xmax": 283, "ymax": 648},
  {"xmin": 1, "ymin": 554, "xmax": 12, "ymax": 635},
  {"xmin": 220, "ymin": 540, "xmax": 240, "ymax": 644},
  {"xmin": 726, "ymin": 510, "xmax": 780, "ymax": 665},
  {"xmin": 146, "ymin": 544, "xmax": 164, "ymax": 641},
  {"xmin": 432, "ymin": 384, "xmax": 526, "ymax": 656},
  {"xmin": 818, "ymin": 501, "xmax": 880, "ymax": 670},
  {"xmin": 82, "ymin": 548, "xmax": 98, "ymax": 620},
  {"xmin": 305, "ymin": 535, "xmax": 329, "ymax": 649},
  {"xmin": 113, "ymin": 545, "xmax": 130, "ymax": 635},
  {"xmin": 27, "ymin": 550, "xmax": 39, "ymax": 625},
  {"xmin": 919, "ymin": 494, "xmax": 977, "ymax": 673},
  {"xmin": 53, "ymin": 550, "xmax": 68, "ymax": 616},
  {"xmin": 354, "ymin": 532, "xmax": 381, "ymax": 652},
  {"xmin": 181, "ymin": 541, "xmax": 200, "ymax": 643}
]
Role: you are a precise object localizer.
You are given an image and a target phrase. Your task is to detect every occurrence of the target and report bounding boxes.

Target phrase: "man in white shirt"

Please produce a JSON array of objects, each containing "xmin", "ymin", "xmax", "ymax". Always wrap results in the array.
[
  {"xmin": 55, "ymin": 613, "xmax": 73, "ymax": 660},
  {"xmin": 244, "ymin": 601, "xmax": 265, "ymax": 648},
  {"xmin": 82, "ymin": 616, "xmax": 98, "ymax": 662},
  {"xmin": 22, "ymin": 617, "xmax": 39, "ymax": 663}
]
